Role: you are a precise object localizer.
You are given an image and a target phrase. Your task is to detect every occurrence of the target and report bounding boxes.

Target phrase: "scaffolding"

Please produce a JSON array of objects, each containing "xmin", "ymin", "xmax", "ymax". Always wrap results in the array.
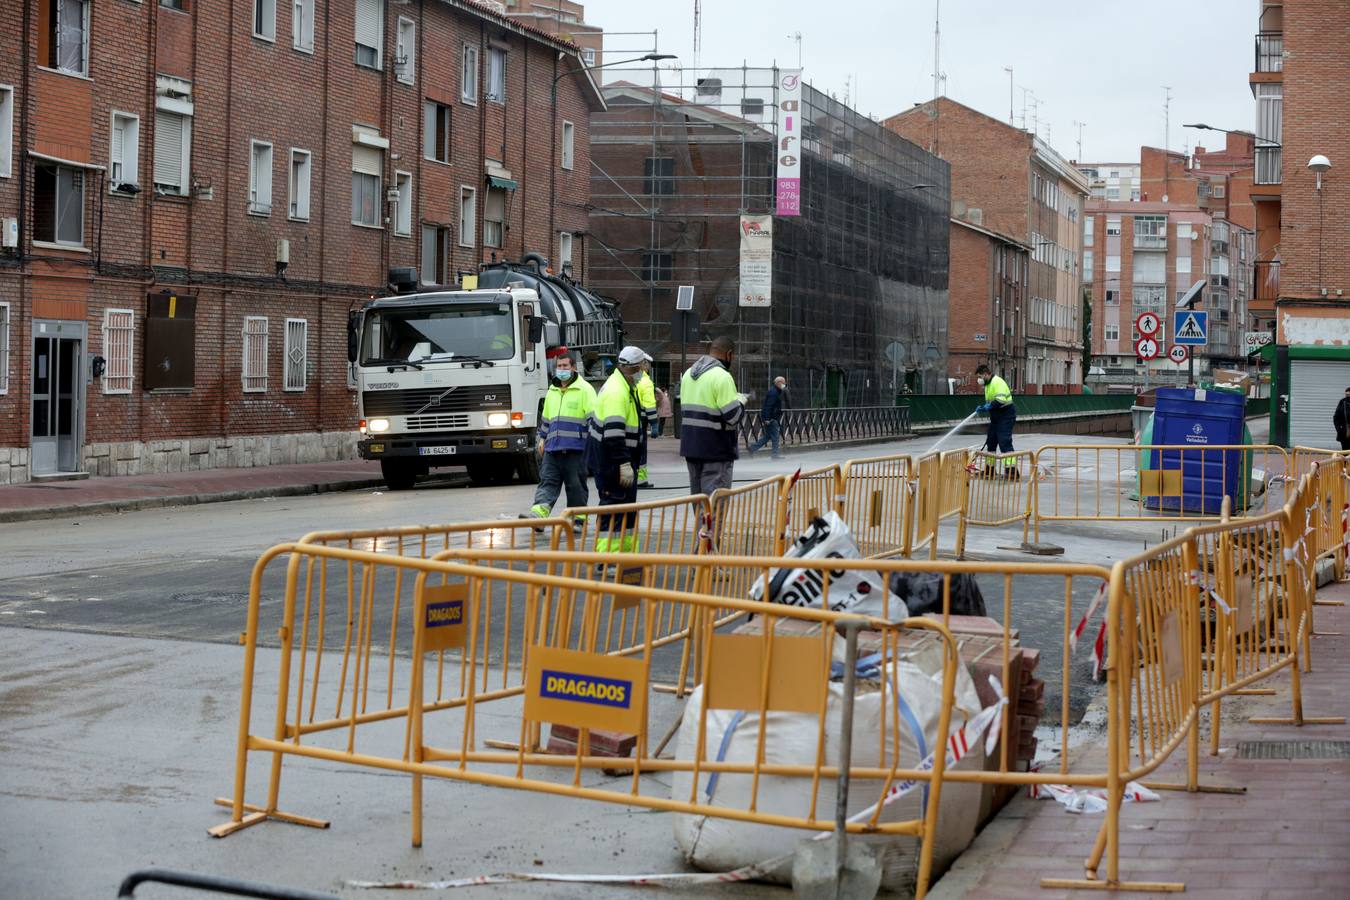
[{"xmin": 587, "ymin": 65, "xmax": 951, "ymax": 406}]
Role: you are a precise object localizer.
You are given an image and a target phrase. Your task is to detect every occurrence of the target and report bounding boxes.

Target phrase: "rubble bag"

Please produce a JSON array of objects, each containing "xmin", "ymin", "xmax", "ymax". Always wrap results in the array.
[
  {"xmin": 672, "ymin": 639, "xmax": 988, "ymax": 892},
  {"xmin": 749, "ymin": 511, "xmax": 909, "ymax": 620},
  {"xmin": 888, "ymin": 571, "xmax": 988, "ymax": 618}
]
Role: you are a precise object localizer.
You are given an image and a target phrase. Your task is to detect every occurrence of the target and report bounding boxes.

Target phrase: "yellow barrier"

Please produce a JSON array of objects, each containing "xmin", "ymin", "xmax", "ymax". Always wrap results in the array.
[
  {"xmin": 1290, "ymin": 445, "xmax": 1341, "ymax": 483},
  {"xmin": 779, "ymin": 464, "xmax": 845, "ymax": 541},
  {"xmin": 709, "ymin": 474, "xmax": 791, "ymax": 559},
  {"xmin": 1030, "ymin": 443, "xmax": 1291, "ymax": 542},
  {"xmin": 907, "ymin": 451, "xmax": 967, "ymax": 560},
  {"xmin": 836, "ymin": 453, "xmax": 915, "ymax": 559},
  {"xmin": 958, "ymin": 450, "xmax": 1036, "ymax": 557},
  {"xmin": 1309, "ymin": 456, "xmax": 1347, "ymax": 577},
  {"xmin": 212, "ymin": 543, "xmax": 968, "ymax": 898}
]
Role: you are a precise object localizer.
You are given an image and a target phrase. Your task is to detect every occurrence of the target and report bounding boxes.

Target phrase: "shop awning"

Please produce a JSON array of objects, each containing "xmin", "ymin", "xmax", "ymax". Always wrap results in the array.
[{"xmin": 486, "ymin": 174, "xmax": 518, "ymax": 191}]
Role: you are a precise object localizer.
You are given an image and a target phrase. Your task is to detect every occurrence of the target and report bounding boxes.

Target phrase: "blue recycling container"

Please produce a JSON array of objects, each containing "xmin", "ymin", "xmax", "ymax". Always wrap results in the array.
[{"xmin": 1142, "ymin": 388, "xmax": 1248, "ymax": 514}]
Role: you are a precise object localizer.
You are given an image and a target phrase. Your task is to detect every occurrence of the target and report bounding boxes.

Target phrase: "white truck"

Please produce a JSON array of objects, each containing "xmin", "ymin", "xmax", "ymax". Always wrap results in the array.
[{"xmin": 348, "ymin": 257, "xmax": 621, "ymax": 490}]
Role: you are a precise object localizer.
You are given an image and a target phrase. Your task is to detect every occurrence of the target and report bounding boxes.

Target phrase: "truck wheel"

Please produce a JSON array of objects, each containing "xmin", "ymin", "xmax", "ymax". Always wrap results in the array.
[
  {"xmin": 380, "ymin": 459, "xmax": 418, "ymax": 491},
  {"xmin": 516, "ymin": 451, "xmax": 541, "ymax": 485}
]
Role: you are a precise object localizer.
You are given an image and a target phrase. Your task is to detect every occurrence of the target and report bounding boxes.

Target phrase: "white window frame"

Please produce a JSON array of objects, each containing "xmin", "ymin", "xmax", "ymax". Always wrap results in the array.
[
  {"xmin": 351, "ymin": 127, "xmax": 385, "ymax": 228},
  {"xmin": 253, "ymin": 0, "xmax": 276, "ymax": 42},
  {"xmin": 394, "ymin": 170, "xmax": 412, "ymax": 236},
  {"xmin": 248, "ymin": 139, "xmax": 273, "ymax": 216},
  {"xmin": 284, "ymin": 317, "xmax": 308, "ymax": 391},
  {"xmin": 153, "ymin": 107, "xmax": 193, "ymax": 197},
  {"xmin": 354, "ymin": 0, "xmax": 384, "ymax": 69},
  {"xmin": 0, "ymin": 301, "xmax": 10, "ymax": 394},
  {"xmin": 560, "ymin": 120, "xmax": 574, "ymax": 170},
  {"xmin": 1083, "ymin": 215, "xmax": 1093, "ymax": 246},
  {"xmin": 487, "ymin": 48, "xmax": 506, "ymax": 103},
  {"xmin": 242, "ymin": 316, "xmax": 269, "ymax": 393},
  {"xmin": 423, "ymin": 100, "xmax": 450, "ymax": 163},
  {"xmin": 396, "ymin": 17, "xmax": 416, "ymax": 85},
  {"xmin": 288, "ymin": 148, "xmax": 311, "ymax": 221},
  {"xmin": 461, "ymin": 44, "xmax": 479, "ymax": 104},
  {"xmin": 101, "ymin": 308, "xmax": 135, "ymax": 394},
  {"xmin": 50, "ymin": 0, "xmax": 91, "ymax": 76},
  {"xmin": 291, "ymin": 0, "xmax": 314, "ymax": 53},
  {"xmin": 110, "ymin": 111, "xmax": 140, "ymax": 190},
  {"xmin": 582, "ymin": 48, "xmax": 595, "ymax": 66},
  {"xmin": 558, "ymin": 231, "xmax": 573, "ymax": 272},
  {"xmin": 458, "ymin": 186, "xmax": 476, "ymax": 247},
  {"xmin": 33, "ymin": 163, "xmax": 85, "ymax": 248},
  {"xmin": 421, "ymin": 223, "xmax": 449, "ymax": 285},
  {"xmin": 483, "ymin": 186, "xmax": 505, "ymax": 248},
  {"xmin": 1105, "ymin": 217, "xmax": 1121, "ymax": 237},
  {"xmin": 2, "ymin": 85, "xmax": 17, "ymax": 179}
]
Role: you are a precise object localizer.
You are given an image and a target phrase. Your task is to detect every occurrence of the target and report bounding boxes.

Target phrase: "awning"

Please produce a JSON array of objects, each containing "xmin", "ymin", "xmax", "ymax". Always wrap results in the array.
[
  {"xmin": 486, "ymin": 174, "xmax": 518, "ymax": 191},
  {"xmin": 28, "ymin": 150, "xmax": 106, "ymax": 171}
]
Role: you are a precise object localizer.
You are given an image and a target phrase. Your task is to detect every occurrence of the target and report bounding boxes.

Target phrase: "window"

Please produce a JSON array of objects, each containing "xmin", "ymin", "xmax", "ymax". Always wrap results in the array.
[
  {"xmin": 423, "ymin": 100, "xmax": 450, "ymax": 163},
  {"xmin": 582, "ymin": 48, "xmax": 596, "ymax": 65},
  {"xmin": 483, "ymin": 186, "xmax": 505, "ymax": 247},
  {"xmin": 153, "ymin": 101, "xmax": 193, "ymax": 196},
  {"xmin": 1133, "ymin": 215, "xmax": 1166, "ymax": 247},
  {"xmin": 0, "ymin": 302, "xmax": 9, "ymax": 394},
  {"xmin": 0, "ymin": 86, "xmax": 12, "ymax": 178},
  {"xmin": 292, "ymin": 0, "xmax": 314, "ymax": 52},
  {"xmin": 1212, "ymin": 184, "xmax": 1226, "ymax": 199},
  {"xmin": 1083, "ymin": 216, "xmax": 1093, "ymax": 246},
  {"xmin": 161, "ymin": 1, "xmax": 187, "ymax": 9},
  {"xmin": 461, "ymin": 44, "xmax": 479, "ymax": 103},
  {"xmin": 47, "ymin": 0, "xmax": 89, "ymax": 76},
  {"xmin": 642, "ymin": 251, "xmax": 672, "ymax": 283},
  {"xmin": 1104, "ymin": 323, "xmax": 1119, "ymax": 342},
  {"xmin": 1105, "ymin": 186, "xmax": 1119, "ymax": 200},
  {"xmin": 558, "ymin": 231, "xmax": 573, "ymax": 273},
  {"xmin": 1083, "ymin": 250, "xmax": 1093, "ymax": 275},
  {"xmin": 396, "ymin": 17, "xmax": 415, "ymax": 84},
  {"xmin": 458, "ymin": 186, "xmax": 476, "ymax": 246},
  {"xmin": 33, "ymin": 164, "xmax": 84, "ymax": 247},
  {"xmin": 644, "ymin": 156, "xmax": 674, "ymax": 196},
  {"xmin": 284, "ymin": 318, "xmax": 307, "ymax": 391},
  {"xmin": 394, "ymin": 171, "xmax": 412, "ymax": 236},
  {"xmin": 102, "ymin": 309, "xmax": 134, "ymax": 394},
  {"xmin": 561, "ymin": 120, "xmax": 574, "ymax": 170},
  {"xmin": 351, "ymin": 127, "xmax": 384, "ymax": 227},
  {"xmin": 242, "ymin": 317, "xmax": 269, "ymax": 392},
  {"xmin": 288, "ymin": 149, "xmax": 311, "ymax": 220},
  {"xmin": 1105, "ymin": 217, "xmax": 1121, "ymax": 237},
  {"xmin": 1177, "ymin": 254, "xmax": 1191, "ymax": 275},
  {"xmin": 1105, "ymin": 255, "xmax": 1120, "ymax": 273},
  {"xmin": 248, "ymin": 140, "xmax": 273, "ymax": 215},
  {"xmin": 110, "ymin": 112, "xmax": 140, "ymax": 189},
  {"xmin": 421, "ymin": 224, "xmax": 449, "ymax": 285},
  {"xmin": 354, "ymin": 0, "xmax": 384, "ymax": 68},
  {"xmin": 253, "ymin": 0, "xmax": 276, "ymax": 41},
  {"xmin": 486, "ymin": 48, "xmax": 506, "ymax": 102}
]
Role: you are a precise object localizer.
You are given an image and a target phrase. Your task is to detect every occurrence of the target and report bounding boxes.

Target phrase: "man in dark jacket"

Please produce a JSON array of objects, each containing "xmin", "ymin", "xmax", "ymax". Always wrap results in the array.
[
  {"xmin": 1334, "ymin": 387, "xmax": 1350, "ymax": 450},
  {"xmin": 747, "ymin": 375, "xmax": 789, "ymax": 458}
]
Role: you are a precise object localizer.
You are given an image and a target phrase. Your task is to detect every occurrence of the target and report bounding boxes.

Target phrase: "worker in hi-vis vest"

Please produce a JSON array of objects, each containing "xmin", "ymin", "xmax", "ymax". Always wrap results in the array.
[
  {"xmin": 974, "ymin": 364, "xmax": 1018, "ymax": 478},
  {"xmin": 523, "ymin": 347, "xmax": 595, "ymax": 533},
  {"xmin": 634, "ymin": 353, "xmax": 657, "ymax": 487},
  {"xmin": 587, "ymin": 346, "xmax": 649, "ymax": 569}
]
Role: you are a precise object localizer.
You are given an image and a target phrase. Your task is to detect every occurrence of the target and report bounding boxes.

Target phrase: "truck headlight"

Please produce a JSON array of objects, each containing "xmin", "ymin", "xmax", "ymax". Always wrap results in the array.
[
  {"xmin": 367, "ymin": 418, "xmax": 391, "ymax": 433},
  {"xmin": 486, "ymin": 412, "xmax": 509, "ymax": 427}
]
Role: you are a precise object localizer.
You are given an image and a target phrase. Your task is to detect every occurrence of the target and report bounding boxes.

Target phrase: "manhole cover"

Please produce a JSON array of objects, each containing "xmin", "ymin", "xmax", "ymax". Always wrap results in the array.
[{"xmin": 1236, "ymin": 740, "xmax": 1350, "ymax": 759}]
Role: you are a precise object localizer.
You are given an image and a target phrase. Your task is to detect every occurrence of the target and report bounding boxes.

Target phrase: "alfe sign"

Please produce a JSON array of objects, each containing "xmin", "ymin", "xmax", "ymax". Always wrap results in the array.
[{"xmin": 775, "ymin": 69, "xmax": 803, "ymax": 216}]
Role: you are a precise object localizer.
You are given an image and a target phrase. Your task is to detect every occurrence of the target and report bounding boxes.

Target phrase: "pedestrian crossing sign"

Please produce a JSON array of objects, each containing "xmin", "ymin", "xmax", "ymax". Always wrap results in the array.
[{"xmin": 1173, "ymin": 310, "xmax": 1208, "ymax": 346}]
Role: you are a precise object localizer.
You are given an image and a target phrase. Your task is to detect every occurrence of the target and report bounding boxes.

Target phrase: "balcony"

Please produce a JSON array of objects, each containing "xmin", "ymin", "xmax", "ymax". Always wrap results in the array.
[
  {"xmin": 1255, "ymin": 145, "xmax": 1282, "ymax": 185},
  {"xmin": 1255, "ymin": 32, "xmax": 1283, "ymax": 72},
  {"xmin": 1133, "ymin": 233, "xmax": 1167, "ymax": 250}
]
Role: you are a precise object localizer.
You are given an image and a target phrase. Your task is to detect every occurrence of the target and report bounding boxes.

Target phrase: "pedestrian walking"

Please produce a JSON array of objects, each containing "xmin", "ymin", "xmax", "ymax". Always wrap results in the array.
[
  {"xmin": 652, "ymin": 386, "xmax": 673, "ymax": 438},
  {"xmin": 747, "ymin": 375, "xmax": 789, "ymax": 458},
  {"xmin": 635, "ymin": 355, "xmax": 657, "ymax": 487},
  {"xmin": 522, "ymin": 349, "xmax": 595, "ymax": 533},
  {"xmin": 679, "ymin": 336, "xmax": 745, "ymax": 495},
  {"xmin": 974, "ymin": 364, "xmax": 1018, "ymax": 478},
  {"xmin": 588, "ymin": 346, "xmax": 648, "ymax": 570},
  {"xmin": 1334, "ymin": 386, "xmax": 1350, "ymax": 451}
]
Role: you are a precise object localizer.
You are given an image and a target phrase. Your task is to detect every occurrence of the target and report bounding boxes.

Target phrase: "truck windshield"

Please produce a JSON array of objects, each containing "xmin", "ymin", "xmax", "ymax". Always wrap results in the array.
[{"xmin": 361, "ymin": 303, "xmax": 515, "ymax": 365}]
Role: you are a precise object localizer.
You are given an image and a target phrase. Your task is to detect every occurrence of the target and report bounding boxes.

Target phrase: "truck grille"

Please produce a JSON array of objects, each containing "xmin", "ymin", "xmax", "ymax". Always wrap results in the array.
[
  {"xmin": 405, "ymin": 414, "xmax": 471, "ymax": 431},
  {"xmin": 362, "ymin": 384, "xmax": 511, "ymax": 416}
]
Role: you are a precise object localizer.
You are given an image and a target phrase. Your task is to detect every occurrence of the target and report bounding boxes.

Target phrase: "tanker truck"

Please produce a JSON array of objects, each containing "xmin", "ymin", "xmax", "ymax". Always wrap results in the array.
[{"xmin": 348, "ymin": 255, "xmax": 622, "ymax": 490}]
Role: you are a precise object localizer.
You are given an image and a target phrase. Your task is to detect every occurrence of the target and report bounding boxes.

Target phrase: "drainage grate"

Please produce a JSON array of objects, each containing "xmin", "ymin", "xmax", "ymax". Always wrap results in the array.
[{"xmin": 1236, "ymin": 740, "xmax": 1350, "ymax": 759}]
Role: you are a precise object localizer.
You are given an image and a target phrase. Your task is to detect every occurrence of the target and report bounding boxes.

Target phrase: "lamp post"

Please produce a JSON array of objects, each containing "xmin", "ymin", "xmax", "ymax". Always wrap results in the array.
[{"xmin": 1308, "ymin": 154, "xmax": 1331, "ymax": 294}]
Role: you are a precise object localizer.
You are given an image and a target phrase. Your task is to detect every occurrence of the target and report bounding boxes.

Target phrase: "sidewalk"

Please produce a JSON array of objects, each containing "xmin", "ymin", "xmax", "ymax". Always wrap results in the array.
[{"xmin": 931, "ymin": 581, "xmax": 1350, "ymax": 900}]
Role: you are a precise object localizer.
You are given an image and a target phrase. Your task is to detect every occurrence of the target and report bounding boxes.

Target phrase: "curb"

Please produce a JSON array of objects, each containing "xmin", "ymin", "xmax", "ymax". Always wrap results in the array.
[{"xmin": 0, "ymin": 477, "xmax": 387, "ymax": 524}]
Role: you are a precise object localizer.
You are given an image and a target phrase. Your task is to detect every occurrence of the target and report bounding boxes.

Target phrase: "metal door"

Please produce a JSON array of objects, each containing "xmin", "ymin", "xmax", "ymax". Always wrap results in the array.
[
  {"xmin": 31, "ymin": 334, "xmax": 84, "ymax": 474},
  {"xmin": 1289, "ymin": 359, "xmax": 1350, "ymax": 449}
]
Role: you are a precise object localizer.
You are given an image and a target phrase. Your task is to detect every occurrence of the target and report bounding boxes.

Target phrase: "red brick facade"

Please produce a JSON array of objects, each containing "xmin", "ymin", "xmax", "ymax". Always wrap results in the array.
[
  {"xmin": 0, "ymin": 0, "xmax": 600, "ymax": 482},
  {"xmin": 948, "ymin": 219, "xmax": 1029, "ymax": 390}
]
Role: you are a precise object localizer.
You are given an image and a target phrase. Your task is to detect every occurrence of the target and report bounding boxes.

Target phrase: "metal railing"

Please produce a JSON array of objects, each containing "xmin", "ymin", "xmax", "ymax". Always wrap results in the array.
[
  {"xmin": 737, "ymin": 404, "xmax": 911, "ymax": 449},
  {"xmin": 1133, "ymin": 233, "xmax": 1167, "ymax": 250},
  {"xmin": 1255, "ymin": 31, "xmax": 1283, "ymax": 73}
]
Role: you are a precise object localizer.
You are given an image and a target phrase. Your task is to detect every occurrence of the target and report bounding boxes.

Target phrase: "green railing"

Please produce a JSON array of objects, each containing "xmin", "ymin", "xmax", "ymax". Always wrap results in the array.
[{"xmin": 900, "ymin": 393, "xmax": 1136, "ymax": 425}]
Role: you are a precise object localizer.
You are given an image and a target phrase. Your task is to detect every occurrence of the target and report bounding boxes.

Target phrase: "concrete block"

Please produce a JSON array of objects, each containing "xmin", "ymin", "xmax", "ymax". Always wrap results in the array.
[{"xmin": 791, "ymin": 836, "xmax": 883, "ymax": 900}]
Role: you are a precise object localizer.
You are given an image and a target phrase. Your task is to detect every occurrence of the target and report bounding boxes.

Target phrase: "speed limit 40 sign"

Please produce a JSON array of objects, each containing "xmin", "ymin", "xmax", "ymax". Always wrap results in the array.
[{"xmin": 1168, "ymin": 345, "xmax": 1189, "ymax": 364}]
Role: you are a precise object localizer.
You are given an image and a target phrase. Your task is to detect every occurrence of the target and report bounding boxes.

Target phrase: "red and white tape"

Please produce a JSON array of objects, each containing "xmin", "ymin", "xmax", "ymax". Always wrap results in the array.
[{"xmin": 1028, "ymin": 780, "xmax": 1160, "ymax": 814}]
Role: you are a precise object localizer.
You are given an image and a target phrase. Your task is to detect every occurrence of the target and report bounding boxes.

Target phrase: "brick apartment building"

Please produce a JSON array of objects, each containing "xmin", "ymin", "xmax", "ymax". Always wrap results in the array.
[
  {"xmin": 0, "ymin": 0, "xmax": 601, "ymax": 484},
  {"xmin": 947, "ymin": 218, "xmax": 1030, "ymax": 388},
  {"xmin": 1078, "ymin": 163, "xmax": 1141, "ymax": 202},
  {"xmin": 884, "ymin": 98, "xmax": 1088, "ymax": 394},
  {"xmin": 1245, "ymin": 0, "xmax": 1350, "ymax": 447},
  {"xmin": 504, "ymin": 0, "xmax": 602, "ymax": 67},
  {"xmin": 1081, "ymin": 145, "xmax": 1256, "ymax": 386}
]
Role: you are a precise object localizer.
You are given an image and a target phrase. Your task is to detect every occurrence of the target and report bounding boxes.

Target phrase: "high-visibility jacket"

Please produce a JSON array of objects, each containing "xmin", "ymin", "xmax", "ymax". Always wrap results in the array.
[
  {"xmin": 588, "ymin": 369, "xmax": 643, "ymax": 471},
  {"xmin": 984, "ymin": 374, "xmax": 1014, "ymax": 410},
  {"xmin": 538, "ymin": 377, "xmax": 596, "ymax": 453},
  {"xmin": 636, "ymin": 371, "xmax": 657, "ymax": 424},
  {"xmin": 679, "ymin": 355, "xmax": 743, "ymax": 461}
]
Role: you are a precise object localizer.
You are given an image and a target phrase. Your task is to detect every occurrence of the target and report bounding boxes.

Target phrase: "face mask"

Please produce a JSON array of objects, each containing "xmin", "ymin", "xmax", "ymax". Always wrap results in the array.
[
  {"xmin": 555, "ymin": 369, "xmax": 573, "ymax": 382},
  {"xmin": 977, "ymin": 377, "xmax": 986, "ymax": 386}
]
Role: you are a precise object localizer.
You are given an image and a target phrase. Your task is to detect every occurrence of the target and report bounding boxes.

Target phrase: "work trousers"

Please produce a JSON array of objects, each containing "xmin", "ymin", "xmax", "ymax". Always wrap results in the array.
[
  {"xmin": 984, "ymin": 406, "xmax": 1017, "ymax": 455},
  {"xmin": 531, "ymin": 451, "xmax": 588, "ymax": 514},
  {"xmin": 594, "ymin": 459, "xmax": 639, "ymax": 548},
  {"xmin": 686, "ymin": 458, "xmax": 735, "ymax": 496}
]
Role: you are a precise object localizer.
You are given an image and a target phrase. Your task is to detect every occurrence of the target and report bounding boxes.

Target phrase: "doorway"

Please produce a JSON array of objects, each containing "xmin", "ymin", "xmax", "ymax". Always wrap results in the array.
[{"xmin": 31, "ymin": 322, "xmax": 86, "ymax": 476}]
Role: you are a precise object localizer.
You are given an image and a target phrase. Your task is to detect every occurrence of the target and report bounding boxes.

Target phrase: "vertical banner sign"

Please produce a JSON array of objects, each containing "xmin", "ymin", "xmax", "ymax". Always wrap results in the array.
[
  {"xmin": 775, "ymin": 68, "xmax": 803, "ymax": 216},
  {"xmin": 738, "ymin": 214, "xmax": 774, "ymax": 307}
]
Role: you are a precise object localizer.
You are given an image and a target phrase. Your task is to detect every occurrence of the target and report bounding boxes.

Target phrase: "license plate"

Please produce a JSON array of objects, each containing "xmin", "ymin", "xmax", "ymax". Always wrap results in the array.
[{"xmin": 418, "ymin": 446, "xmax": 457, "ymax": 456}]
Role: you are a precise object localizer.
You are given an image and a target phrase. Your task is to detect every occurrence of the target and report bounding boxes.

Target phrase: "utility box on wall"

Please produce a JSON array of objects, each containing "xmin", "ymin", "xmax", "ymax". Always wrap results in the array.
[{"xmin": 143, "ymin": 292, "xmax": 197, "ymax": 390}]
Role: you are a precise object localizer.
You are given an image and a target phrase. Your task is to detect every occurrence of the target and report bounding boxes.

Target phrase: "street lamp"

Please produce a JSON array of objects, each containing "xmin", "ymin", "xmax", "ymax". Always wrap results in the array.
[
  {"xmin": 549, "ymin": 53, "xmax": 677, "ymax": 253},
  {"xmin": 1309, "ymin": 154, "xmax": 1331, "ymax": 294}
]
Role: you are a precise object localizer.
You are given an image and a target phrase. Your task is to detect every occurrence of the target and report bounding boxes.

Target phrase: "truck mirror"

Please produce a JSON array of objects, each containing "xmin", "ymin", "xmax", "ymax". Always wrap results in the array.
[
  {"xmin": 528, "ymin": 315, "xmax": 546, "ymax": 345},
  {"xmin": 347, "ymin": 310, "xmax": 361, "ymax": 362},
  {"xmin": 544, "ymin": 322, "xmax": 560, "ymax": 347}
]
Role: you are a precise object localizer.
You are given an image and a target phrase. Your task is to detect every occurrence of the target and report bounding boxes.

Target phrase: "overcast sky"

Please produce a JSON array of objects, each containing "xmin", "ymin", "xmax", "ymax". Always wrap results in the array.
[{"xmin": 580, "ymin": 0, "xmax": 1257, "ymax": 164}]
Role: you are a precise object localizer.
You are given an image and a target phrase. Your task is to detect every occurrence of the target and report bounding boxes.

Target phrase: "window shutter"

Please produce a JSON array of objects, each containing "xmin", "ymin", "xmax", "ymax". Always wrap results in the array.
[
  {"xmin": 154, "ymin": 112, "xmax": 184, "ymax": 189},
  {"xmin": 355, "ymin": 0, "xmax": 382, "ymax": 52},
  {"xmin": 423, "ymin": 102, "xmax": 436, "ymax": 158},
  {"xmin": 352, "ymin": 144, "xmax": 381, "ymax": 177}
]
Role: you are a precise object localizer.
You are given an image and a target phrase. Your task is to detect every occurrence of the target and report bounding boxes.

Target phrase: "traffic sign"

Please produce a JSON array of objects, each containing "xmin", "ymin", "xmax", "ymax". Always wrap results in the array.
[
  {"xmin": 1174, "ymin": 310, "xmax": 1208, "ymax": 345},
  {"xmin": 676, "ymin": 285, "xmax": 695, "ymax": 311},
  {"xmin": 1136, "ymin": 336, "xmax": 1160, "ymax": 360},
  {"xmin": 1168, "ymin": 345, "xmax": 1189, "ymax": 364},
  {"xmin": 1136, "ymin": 312, "xmax": 1161, "ymax": 337}
]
